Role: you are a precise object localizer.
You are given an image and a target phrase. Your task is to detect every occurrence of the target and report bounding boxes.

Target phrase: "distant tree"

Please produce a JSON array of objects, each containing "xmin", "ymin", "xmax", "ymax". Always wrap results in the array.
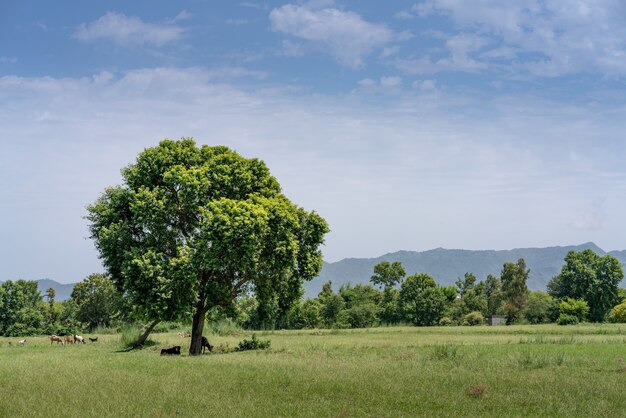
[
  {"xmin": 547, "ymin": 250, "xmax": 623, "ymax": 322},
  {"xmin": 338, "ymin": 284, "xmax": 381, "ymax": 328},
  {"xmin": 400, "ymin": 273, "xmax": 446, "ymax": 326},
  {"xmin": 44, "ymin": 287, "xmax": 58, "ymax": 326},
  {"xmin": 317, "ymin": 282, "xmax": 345, "ymax": 327},
  {"xmin": 379, "ymin": 287, "xmax": 401, "ymax": 324},
  {"xmin": 501, "ymin": 259, "xmax": 529, "ymax": 324},
  {"xmin": 339, "ymin": 284, "xmax": 381, "ymax": 309},
  {"xmin": 288, "ymin": 299, "xmax": 321, "ymax": 329},
  {"xmin": 370, "ymin": 261, "xmax": 406, "ymax": 289},
  {"xmin": 71, "ymin": 273, "xmax": 127, "ymax": 330},
  {"xmin": 0, "ymin": 280, "xmax": 45, "ymax": 336},
  {"xmin": 320, "ymin": 293, "xmax": 345, "ymax": 327},
  {"xmin": 440, "ymin": 285, "xmax": 457, "ymax": 304},
  {"xmin": 458, "ymin": 287, "xmax": 488, "ymax": 317},
  {"xmin": 484, "ymin": 274, "xmax": 504, "ymax": 316},
  {"xmin": 524, "ymin": 291, "xmax": 557, "ymax": 324},
  {"xmin": 455, "ymin": 272, "xmax": 477, "ymax": 297},
  {"xmin": 87, "ymin": 139, "xmax": 328, "ymax": 353}
]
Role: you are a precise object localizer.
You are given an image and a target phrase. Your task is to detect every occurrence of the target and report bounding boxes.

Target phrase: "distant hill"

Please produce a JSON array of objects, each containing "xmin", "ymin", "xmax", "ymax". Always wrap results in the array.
[
  {"xmin": 304, "ymin": 242, "xmax": 626, "ymax": 297},
  {"xmin": 36, "ymin": 279, "xmax": 76, "ymax": 301},
  {"xmin": 0, "ymin": 279, "xmax": 76, "ymax": 301}
]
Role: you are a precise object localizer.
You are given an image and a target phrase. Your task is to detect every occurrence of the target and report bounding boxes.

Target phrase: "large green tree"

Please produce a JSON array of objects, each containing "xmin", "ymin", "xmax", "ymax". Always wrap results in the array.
[
  {"xmin": 87, "ymin": 139, "xmax": 329, "ymax": 354},
  {"xmin": 547, "ymin": 250, "xmax": 623, "ymax": 322}
]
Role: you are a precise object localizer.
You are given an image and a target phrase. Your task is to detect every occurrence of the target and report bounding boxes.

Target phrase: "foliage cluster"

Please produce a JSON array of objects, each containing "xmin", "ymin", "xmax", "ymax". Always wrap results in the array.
[{"xmin": 236, "ymin": 333, "xmax": 271, "ymax": 351}]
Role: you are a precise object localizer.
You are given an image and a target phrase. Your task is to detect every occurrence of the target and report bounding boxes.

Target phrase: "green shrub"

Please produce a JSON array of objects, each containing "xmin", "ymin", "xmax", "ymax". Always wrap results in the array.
[
  {"xmin": 438, "ymin": 317, "xmax": 454, "ymax": 326},
  {"xmin": 556, "ymin": 314, "xmax": 579, "ymax": 326},
  {"xmin": 463, "ymin": 311, "xmax": 484, "ymax": 326},
  {"xmin": 236, "ymin": 334, "xmax": 271, "ymax": 351},
  {"xmin": 609, "ymin": 301, "xmax": 626, "ymax": 323},
  {"xmin": 559, "ymin": 298, "xmax": 589, "ymax": 322}
]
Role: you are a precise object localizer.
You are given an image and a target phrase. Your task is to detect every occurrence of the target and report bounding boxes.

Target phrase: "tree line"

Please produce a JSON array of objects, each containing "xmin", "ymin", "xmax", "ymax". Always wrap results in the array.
[
  {"xmin": 1, "ymin": 249, "xmax": 625, "ymax": 337},
  {"xmin": 227, "ymin": 250, "xmax": 626, "ymax": 329}
]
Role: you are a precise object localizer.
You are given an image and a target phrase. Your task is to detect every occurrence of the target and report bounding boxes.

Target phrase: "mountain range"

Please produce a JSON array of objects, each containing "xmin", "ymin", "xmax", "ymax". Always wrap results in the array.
[
  {"xmin": 303, "ymin": 242, "xmax": 626, "ymax": 297},
  {"xmin": 3, "ymin": 243, "xmax": 625, "ymax": 300}
]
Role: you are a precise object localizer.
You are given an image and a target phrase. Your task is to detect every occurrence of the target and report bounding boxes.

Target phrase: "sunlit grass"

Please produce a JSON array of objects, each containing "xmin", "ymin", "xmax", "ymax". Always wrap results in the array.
[{"xmin": 1, "ymin": 324, "xmax": 626, "ymax": 417}]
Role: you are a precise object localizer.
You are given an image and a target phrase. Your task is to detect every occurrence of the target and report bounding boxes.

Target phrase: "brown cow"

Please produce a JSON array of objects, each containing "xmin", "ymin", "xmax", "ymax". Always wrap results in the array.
[
  {"xmin": 64, "ymin": 335, "xmax": 73, "ymax": 345},
  {"xmin": 49, "ymin": 335, "xmax": 63, "ymax": 345}
]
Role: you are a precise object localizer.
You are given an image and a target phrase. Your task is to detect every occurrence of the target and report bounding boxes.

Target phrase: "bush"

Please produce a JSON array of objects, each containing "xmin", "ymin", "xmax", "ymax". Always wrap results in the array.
[
  {"xmin": 236, "ymin": 334, "xmax": 271, "ymax": 351},
  {"xmin": 438, "ymin": 317, "xmax": 454, "ymax": 326},
  {"xmin": 152, "ymin": 321, "xmax": 186, "ymax": 333},
  {"xmin": 609, "ymin": 301, "xmax": 626, "ymax": 323},
  {"xmin": 556, "ymin": 314, "xmax": 579, "ymax": 326},
  {"xmin": 463, "ymin": 311, "xmax": 484, "ymax": 326},
  {"xmin": 559, "ymin": 298, "xmax": 589, "ymax": 322}
]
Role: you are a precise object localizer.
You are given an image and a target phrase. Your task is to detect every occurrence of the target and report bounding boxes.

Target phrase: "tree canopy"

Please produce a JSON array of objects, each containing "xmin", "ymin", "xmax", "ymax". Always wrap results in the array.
[
  {"xmin": 370, "ymin": 261, "xmax": 406, "ymax": 289},
  {"xmin": 547, "ymin": 250, "xmax": 623, "ymax": 322},
  {"xmin": 87, "ymin": 139, "xmax": 329, "ymax": 353},
  {"xmin": 501, "ymin": 258, "xmax": 529, "ymax": 323}
]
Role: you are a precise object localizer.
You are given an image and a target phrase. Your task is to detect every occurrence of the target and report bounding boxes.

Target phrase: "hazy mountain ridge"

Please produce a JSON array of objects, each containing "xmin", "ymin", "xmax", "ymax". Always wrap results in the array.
[
  {"xmin": 305, "ymin": 242, "xmax": 625, "ymax": 297},
  {"xmin": 0, "ymin": 278, "xmax": 75, "ymax": 301}
]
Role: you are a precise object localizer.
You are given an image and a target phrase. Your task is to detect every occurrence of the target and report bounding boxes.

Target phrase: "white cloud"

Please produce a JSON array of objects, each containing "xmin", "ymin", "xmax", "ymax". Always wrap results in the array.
[
  {"xmin": 270, "ymin": 4, "xmax": 396, "ymax": 68},
  {"xmin": 358, "ymin": 78, "xmax": 376, "ymax": 86},
  {"xmin": 380, "ymin": 76, "xmax": 402, "ymax": 87},
  {"xmin": 413, "ymin": 79, "xmax": 437, "ymax": 91},
  {"xmin": 172, "ymin": 10, "xmax": 192, "ymax": 23},
  {"xmin": 74, "ymin": 12, "xmax": 185, "ymax": 47},
  {"xmin": 405, "ymin": 0, "xmax": 626, "ymax": 77}
]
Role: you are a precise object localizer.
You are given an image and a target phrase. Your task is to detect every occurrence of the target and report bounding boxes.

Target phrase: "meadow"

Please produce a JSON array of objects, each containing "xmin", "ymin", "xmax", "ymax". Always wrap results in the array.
[{"xmin": 2, "ymin": 324, "xmax": 626, "ymax": 417}]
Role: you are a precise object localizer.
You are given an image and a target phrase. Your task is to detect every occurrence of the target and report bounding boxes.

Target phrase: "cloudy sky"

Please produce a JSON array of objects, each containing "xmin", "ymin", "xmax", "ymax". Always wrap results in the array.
[{"xmin": 2, "ymin": 1, "xmax": 626, "ymax": 283}]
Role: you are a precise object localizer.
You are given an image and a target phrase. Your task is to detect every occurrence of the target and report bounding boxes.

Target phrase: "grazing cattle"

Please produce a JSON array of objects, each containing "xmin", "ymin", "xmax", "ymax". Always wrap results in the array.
[
  {"xmin": 64, "ymin": 335, "xmax": 73, "ymax": 345},
  {"xmin": 74, "ymin": 335, "xmax": 86, "ymax": 344},
  {"xmin": 177, "ymin": 332, "xmax": 191, "ymax": 338},
  {"xmin": 201, "ymin": 336, "xmax": 214, "ymax": 353},
  {"xmin": 18, "ymin": 339, "xmax": 26, "ymax": 346},
  {"xmin": 160, "ymin": 346, "xmax": 181, "ymax": 355},
  {"xmin": 49, "ymin": 335, "xmax": 63, "ymax": 345},
  {"xmin": 89, "ymin": 337, "xmax": 98, "ymax": 343}
]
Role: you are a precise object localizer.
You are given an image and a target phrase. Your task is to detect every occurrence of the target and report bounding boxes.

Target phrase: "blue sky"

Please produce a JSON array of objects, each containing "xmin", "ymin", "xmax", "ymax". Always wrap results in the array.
[{"xmin": 2, "ymin": 1, "xmax": 626, "ymax": 283}]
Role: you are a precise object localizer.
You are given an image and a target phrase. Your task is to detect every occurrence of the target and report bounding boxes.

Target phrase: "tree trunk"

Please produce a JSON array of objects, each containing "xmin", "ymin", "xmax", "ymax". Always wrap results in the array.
[
  {"xmin": 134, "ymin": 319, "xmax": 160, "ymax": 347},
  {"xmin": 189, "ymin": 301, "xmax": 207, "ymax": 356}
]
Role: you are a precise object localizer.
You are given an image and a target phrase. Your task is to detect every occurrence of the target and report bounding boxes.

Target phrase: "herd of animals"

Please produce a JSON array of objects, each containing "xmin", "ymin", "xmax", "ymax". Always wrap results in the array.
[
  {"xmin": 48, "ymin": 334, "xmax": 92, "ymax": 345},
  {"xmin": 8, "ymin": 333, "xmax": 213, "ymax": 356}
]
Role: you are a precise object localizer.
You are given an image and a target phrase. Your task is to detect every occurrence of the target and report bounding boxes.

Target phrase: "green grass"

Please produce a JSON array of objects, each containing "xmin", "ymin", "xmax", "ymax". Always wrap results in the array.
[{"xmin": 2, "ymin": 324, "xmax": 626, "ymax": 417}]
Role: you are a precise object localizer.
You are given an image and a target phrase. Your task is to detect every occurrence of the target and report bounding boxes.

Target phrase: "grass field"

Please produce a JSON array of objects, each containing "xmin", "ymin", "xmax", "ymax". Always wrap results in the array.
[{"xmin": 2, "ymin": 324, "xmax": 626, "ymax": 417}]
